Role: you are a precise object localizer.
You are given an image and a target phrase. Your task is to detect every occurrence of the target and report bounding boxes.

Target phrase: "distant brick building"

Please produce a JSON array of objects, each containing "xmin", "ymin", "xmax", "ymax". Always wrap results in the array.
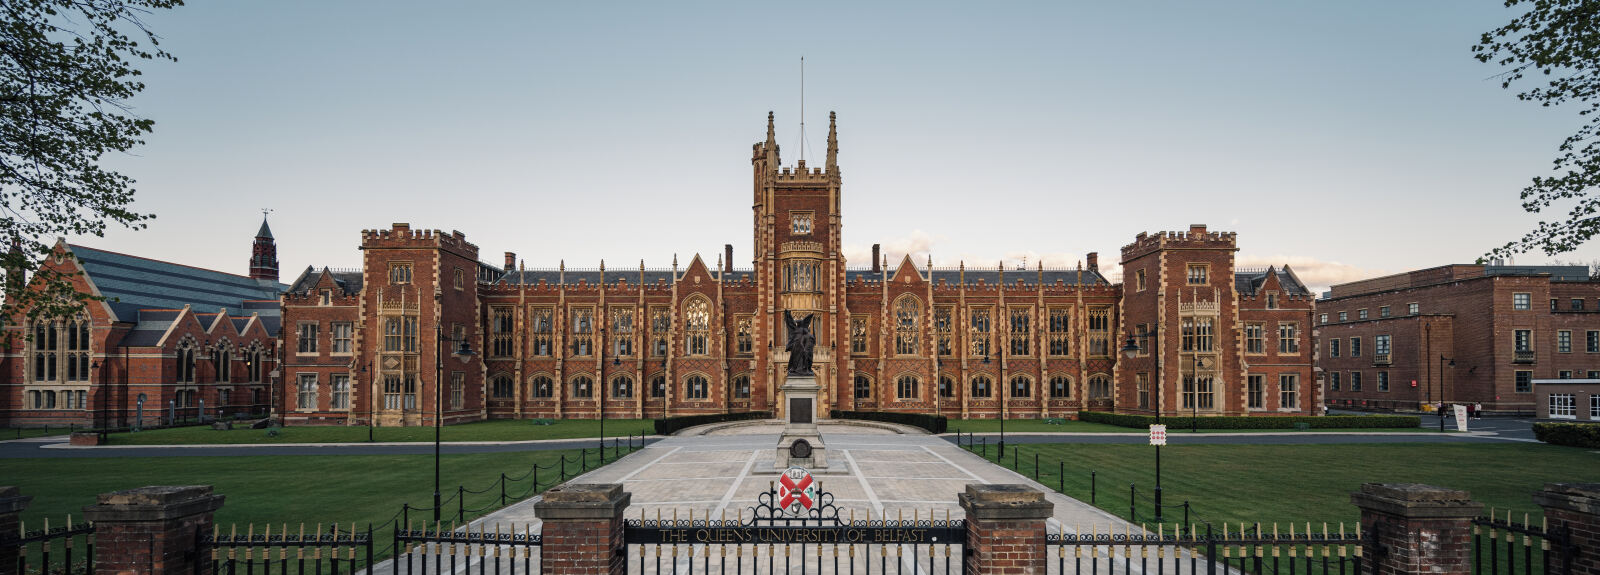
[
  {"xmin": 1, "ymin": 219, "xmax": 286, "ymax": 428},
  {"xmin": 280, "ymin": 113, "xmax": 1319, "ymax": 426},
  {"xmin": 1317, "ymin": 264, "xmax": 1600, "ymax": 415}
]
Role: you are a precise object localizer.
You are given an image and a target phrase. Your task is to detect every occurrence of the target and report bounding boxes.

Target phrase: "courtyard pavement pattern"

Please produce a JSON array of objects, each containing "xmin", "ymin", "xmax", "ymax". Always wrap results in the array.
[{"xmin": 373, "ymin": 423, "xmax": 1218, "ymax": 575}]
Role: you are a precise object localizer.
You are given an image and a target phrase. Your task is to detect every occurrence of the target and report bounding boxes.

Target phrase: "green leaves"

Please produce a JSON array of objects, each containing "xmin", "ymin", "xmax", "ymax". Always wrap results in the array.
[
  {"xmin": 1479, "ymin": 0, "xmax": 1600, "ymax": 259},
  {"xmin": 0, "ymin": 0, "xmax": 183, "ymax": 323}
]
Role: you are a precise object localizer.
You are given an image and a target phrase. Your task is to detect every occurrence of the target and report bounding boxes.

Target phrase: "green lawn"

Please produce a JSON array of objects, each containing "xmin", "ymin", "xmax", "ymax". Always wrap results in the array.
[
  {"xmin": 104, "ymin": 418, "xmax": 656, "ymax": 445},
  {"xmin": 970, "ymin": 442, "xmax": 1596, "ymax": 528},
  {"xmin": 946, "ymin": 418, "xmax": 1136, "ymax": 433},
  {"xmin": 945, "ymin": 418, "xmax": 1428, "ymax": 434},
  {"xmin": 8, "ymin": 446, "xmax": 638, "ymax": 560}
]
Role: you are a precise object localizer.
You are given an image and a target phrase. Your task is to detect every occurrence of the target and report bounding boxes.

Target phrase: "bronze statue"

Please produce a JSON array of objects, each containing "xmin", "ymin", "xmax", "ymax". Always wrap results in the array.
[{"xmin": 784, "ymin": 310, "xmax": 815, "ymax": 376}]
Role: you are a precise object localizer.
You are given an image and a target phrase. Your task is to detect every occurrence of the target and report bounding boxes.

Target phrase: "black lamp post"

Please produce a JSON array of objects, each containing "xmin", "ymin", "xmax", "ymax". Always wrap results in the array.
[
  {"xmin": 360, "ymin": 363, "xmax": 372, "ymax": 443},
  {"xmin": 1121, "ymin": 331, "xmax": 1163, "ymax": 522},
  {"xmin": 983, "ymin": 338, "xmax": 1003, "ymax": 458},
  {"xmin": 1191, "ymin": 357, "xmax": 1206, "ymax": 433},
  {"xmin": 1439, "ymin": 355, "xmax": 1455, "ymax": 432},
  {"xmin": 935, "ymin": 359, "xmax": 943, "ymax": 418},
  {"xmin": 434, "ymin": 327, "xmax": 475, "ymax": 522}
]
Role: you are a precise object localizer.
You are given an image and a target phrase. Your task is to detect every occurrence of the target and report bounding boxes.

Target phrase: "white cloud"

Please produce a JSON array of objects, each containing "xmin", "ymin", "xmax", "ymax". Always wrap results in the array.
[{"xmin": 1236, "ymin": 254, "xmax": 1387, "ymax": 295}]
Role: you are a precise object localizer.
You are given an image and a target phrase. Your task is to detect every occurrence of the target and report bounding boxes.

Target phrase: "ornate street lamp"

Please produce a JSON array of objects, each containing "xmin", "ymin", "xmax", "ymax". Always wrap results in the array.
[
  {"xmin": 434, "ymin": 328, "xmax": 475, "ymax": 522},
  {"xmin": 1122, "ymin": 330, "xmax": 1163, "ymax": 522}
]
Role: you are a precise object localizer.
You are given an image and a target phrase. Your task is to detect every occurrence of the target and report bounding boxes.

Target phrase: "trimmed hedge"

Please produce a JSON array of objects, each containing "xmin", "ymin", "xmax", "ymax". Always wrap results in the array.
[
  {"xmin": 1533, "ymin": 422, "xmax": 1600, "ymax": 448},
  {"xmin": 830, "ymin": 410, "xmax": 948, "ymax": 434},
  {"xmin": 655, "ymin": 411, "xmax": 772, "ymax": 435},
  {"xmin": 1077, "ymin": 411, "xmax": 1420, "ymax": 430}
]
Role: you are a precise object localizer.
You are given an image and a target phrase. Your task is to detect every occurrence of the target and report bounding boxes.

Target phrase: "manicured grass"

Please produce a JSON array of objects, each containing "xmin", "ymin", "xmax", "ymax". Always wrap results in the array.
[
  {"xmin": 946, "ymin": 418, "xmax": 1136, "ymax": 433},
  {"xmin": 105, "ymin": 418, "xmax": 656, "ymax": 445},
  {"xmin": 971, "ymin": 442, "xmax": 1596, "ymax": 528},
  {"xmin": 9, "ymin": 446, "xmax": 635, "ymax": 560}
]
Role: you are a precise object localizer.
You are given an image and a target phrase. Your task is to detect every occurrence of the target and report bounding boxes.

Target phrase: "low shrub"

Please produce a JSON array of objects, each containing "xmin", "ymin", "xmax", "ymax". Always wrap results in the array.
[
  {"xmin": 829, "ymin": 410, "xmax": 948, "ymax": 434},
  {"xmin": 655, "ymin": 411, "xmax": 772, "ymax": 435},
  {"xmin": 1533, "ymin": 422, "xmax": 1600, "ymax": 448},
  {"xmin": 1076, "ymin": 411, "xmax": 1420, "ymax": 430}
]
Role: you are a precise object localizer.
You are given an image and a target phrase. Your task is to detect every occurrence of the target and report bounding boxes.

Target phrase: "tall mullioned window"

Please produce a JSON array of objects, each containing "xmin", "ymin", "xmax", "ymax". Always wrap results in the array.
[
  {"xmin": 649, "ymin": 307, "xmax": 670, "ymax": 357},
  {"xmin": 530, "ymin": 307, "xmax": 553, "ymax": 356},
  {"xmin": 613, "ymin": 307, "xmax": 635, "ymax": 356},
  {"xmin": 970, "ymin": 307, "xmax": 992, "ymax": 357},
  {"xmin": 735, "ymin": 316, "xmax": 752, "ymax": 355},
  {"xmin": 491, "ymin": 306, "xmax": 515, "ymax": 357},
  {"xmin": 32, "ymin": 318, "xmax": 92, "ymax": 383},
  {"xmin": 1009, "ymin": 307, "xmax": 1031, "ymax": 355},
  {"xmin": 1088, "ymin": 307, "xmax": 1111, "ymax": 356},
  {"xmin": 571, "ymin": 308, "xmax": 594, "ymax": 356},
  {"xmin": 1278, "ymin": 323, "xmax": 1299, "ymax": 354},
  {"xmin": 895, "ymin": 296, "xmax": 921, "ymax": 355},
  {"xmin": 970, "ymin": 375, "xmax": 992, "ymax": 398},
  {"xmin": 935, "ymin": 307, "xmax": 954, "ymax": 356},
  {"xmin": 896, "ymin": 375, "xmax": 920, "ymax": 399},
  {"xmin": 1048, "ymin": 308, "xmax": 1070, "ymax": 356},
  {"xmin": 684, "ymin": 298, "xmax": 710, "ymax": 356},
  {"xmin": 850, "ymin": 317, "xmax": 869, "ymax": 354},
  {"xmin": 1181, "ymin": 317, "xmax": 1214, "ymax": 352}
]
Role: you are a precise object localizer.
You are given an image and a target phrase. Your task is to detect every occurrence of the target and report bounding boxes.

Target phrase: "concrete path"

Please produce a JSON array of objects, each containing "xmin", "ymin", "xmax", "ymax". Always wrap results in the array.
[{"xmin": 372, "ymin": 423, "xmax": 1147, "ymax": 575}]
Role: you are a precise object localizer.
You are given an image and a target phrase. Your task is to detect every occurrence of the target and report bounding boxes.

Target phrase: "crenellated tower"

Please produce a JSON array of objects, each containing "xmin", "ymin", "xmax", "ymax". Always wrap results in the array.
[
  {"xmin": 753, "ymin": 112, "xmax": 848, "ymax": 414},
  {"xmin": 249, "ymin": 216, "xmax": 279, "ymax": 282}
]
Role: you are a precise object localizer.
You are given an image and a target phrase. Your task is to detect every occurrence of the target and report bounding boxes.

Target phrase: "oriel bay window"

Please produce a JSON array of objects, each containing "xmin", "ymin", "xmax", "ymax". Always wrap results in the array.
[
  {"xmin": 1181, "ymin": 317, "xmax": 1214, "ymax": 352},
  {"xmin": 384, "ymin": 317, "xmax": 418, "ymax": 352}
]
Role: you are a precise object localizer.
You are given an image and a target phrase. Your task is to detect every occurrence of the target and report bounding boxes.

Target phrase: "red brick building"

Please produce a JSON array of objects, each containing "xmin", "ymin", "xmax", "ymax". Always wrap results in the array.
[
  {"xmin": 1317, "ymin": 264, "xmax": 1600, "ymax": 415},
  {"xmin": 281, "ymin": 113, "xmax": 1319, "ymax": 426},
  {"xmin": 0, "ymin": 219, "xmax": 286, "ymax": 428}
]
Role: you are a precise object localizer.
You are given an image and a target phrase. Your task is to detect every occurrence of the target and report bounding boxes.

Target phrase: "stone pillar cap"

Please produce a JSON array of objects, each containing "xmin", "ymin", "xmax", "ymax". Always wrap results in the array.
[
  {"xmin": 96, "ymin": 486, "xmax": 215, "ymax": 506},
  {"xmin": 81, "ymin": 485, "xmax": 225, "ymax": 522},
  {"xmin": 535, "ymin": 484, "xmax": 632, "ymax": 520},
  {"xmin": 1350, "ymin": 483, "xmax": 1482, "ymax": 519},
  {"xmin": 0, "ymin": 486, "xmax": 32, "ymax": 515},
  {"xmin": 959, "ymin": 484, "xmax": 1053, "ymax": 520},
  {"xmin": 1532, "ymin": 482, "xmax": 1600, "ymax": 515}
]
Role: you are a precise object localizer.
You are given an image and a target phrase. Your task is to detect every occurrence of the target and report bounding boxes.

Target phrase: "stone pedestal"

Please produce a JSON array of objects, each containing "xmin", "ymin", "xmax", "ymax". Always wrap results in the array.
[
  {"xmin": 0, "ymin": 486, "xmax": 33, "ymax": 575},
  {"xmin": 81, "ymin": 485, "xmax": 226, "ymax": 575},
  {"xmin": 1533, "ymin": 483, "xmax": 1599, "ymax": 575},
  {"xmin": 960, "ymin": 484, "xmax": 1054, "ymax": 575},
  {"xmin": 1350, "ymin": 483, "xmax": 1482, "ymax": 575},
  {"xmin": 775, "ymin": 375, "xmax": 828, "ymax": 469},
  {"xmin": 534, "ymin": 484, "xmax": 631, "ymax": 575}
]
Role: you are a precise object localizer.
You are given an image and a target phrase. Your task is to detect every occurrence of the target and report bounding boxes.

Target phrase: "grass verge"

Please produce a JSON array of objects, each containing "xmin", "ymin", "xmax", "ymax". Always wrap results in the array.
[
  {"xmin": 104, "ymin": 418, "xmax": 655, "ymax": 445},
  {"xmin": 968, "ymin": 442, "xmax": 1595, "ymax": 528},
  {"xmin": 9, "ymin": 446, "xmax": 635, "ymax": 560}
]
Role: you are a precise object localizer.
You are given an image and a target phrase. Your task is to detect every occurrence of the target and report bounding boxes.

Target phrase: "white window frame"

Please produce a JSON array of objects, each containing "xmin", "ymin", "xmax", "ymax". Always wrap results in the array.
[{"xmin": 1549, "ymin": 393, "xmax": 1576, "ymax": 419}]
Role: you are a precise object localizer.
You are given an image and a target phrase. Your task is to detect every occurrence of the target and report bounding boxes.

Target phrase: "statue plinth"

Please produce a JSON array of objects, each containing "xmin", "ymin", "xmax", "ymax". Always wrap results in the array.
[{"xmin": 775, "ymin": 375, "xmax": 828, "ymax": 469}]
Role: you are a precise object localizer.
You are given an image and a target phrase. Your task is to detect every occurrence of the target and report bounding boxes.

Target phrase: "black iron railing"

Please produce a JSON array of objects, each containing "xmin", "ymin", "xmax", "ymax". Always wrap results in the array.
[
  {"xmin": 1473, "ymin": 511, "xmax": 1573, "ymax": 575},
  {"xmin": 1047, "ymin": 522, "xmax": 1369, "ymax": 575},
  {"xmin": 201, "ymin": 523, "xmax": 372, "ymax": 575},
  {"xmin": 5, "ymin": 517, "xmax": 94, "ymax": 575},
  {"xmin": 394, "ymin": 523, "xmax": 543, "ymax": 575}
]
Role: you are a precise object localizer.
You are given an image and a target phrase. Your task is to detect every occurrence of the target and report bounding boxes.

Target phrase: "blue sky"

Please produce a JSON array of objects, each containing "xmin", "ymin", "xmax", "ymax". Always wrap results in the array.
[{"xmin": 82, "ymin": 1, "xmax": 1588, "ymax": 293}]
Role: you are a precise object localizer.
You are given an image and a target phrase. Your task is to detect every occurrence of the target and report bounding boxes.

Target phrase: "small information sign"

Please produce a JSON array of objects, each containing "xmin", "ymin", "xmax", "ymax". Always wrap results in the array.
[{"xmin": 1149, "ymin": 424, "xmax": 1167, "ymax": 446}]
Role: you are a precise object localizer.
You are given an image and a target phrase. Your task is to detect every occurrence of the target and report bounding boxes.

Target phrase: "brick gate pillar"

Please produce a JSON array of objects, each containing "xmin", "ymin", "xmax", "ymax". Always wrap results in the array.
[
  {"xmin": 81, "ymin": 486, "xmax": 225, "ymax": 575},
  {"xmin": 0, "ymin": 486, "xmax": 33, "ymax": 575},
  {"xmin": 1533, "ymin": 483, "xmax": 1599, "ymax": 575},
  {"xmin": 959, "ymin": 484, "xmax": 1054, "ymax": 575},
  {"xmin": 534, "ymin": 484, "xmax": 631, "ymax": 575},
  {"xmin": 1351, "ymin": 483, "xmax": 1482, "ymax": 575}
]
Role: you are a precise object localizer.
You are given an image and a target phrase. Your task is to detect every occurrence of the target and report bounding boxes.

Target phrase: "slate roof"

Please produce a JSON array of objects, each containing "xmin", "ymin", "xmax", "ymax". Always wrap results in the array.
[
  {"xmin": 842, "ymin": 268, "xmax": 1110, "ymax": 286},
  {"xmin": 1235, "ymin": 268, "xmax": 1311, "ymax": 296},
  {"xmin": 285, "ymin": 266, "xmax": 364, "ymax": 295},
  {"xmin": 69, "ymin": 244, "xmax": 287, "ymax": 331},
  {"xmin": 497, "ymin": 270, "xmax": 679, "ymax": 285}
]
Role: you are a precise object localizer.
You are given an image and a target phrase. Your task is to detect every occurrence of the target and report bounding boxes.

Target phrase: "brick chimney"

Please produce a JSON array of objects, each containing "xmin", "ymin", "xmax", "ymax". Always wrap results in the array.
[
  {"xmin": 1086, "ymin": 252, "xmax": 1098, "ymax": 272},
  {"xmin": 504, "ymin": 252, "xmax": 516, "ymax": 270},
  {"xmin": 871, "ymin": 244, "xmax": 881, "ymax": 273},
  {"xmin": 724, "ymin": 244, "xmax": 733, "ymax": 273},
  {"xmin": 1190, "ymin": 224, "xmax": 1208, "ymax": 235}
]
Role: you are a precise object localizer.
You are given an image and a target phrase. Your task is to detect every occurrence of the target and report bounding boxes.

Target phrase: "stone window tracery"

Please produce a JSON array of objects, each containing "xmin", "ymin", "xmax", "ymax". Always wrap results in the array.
[
  {"xmin": 684, "ymin": 374, "xmax": 708, "ymax": 400},
  {"xmin": 1010, "ymin": 375, "xmax": 1032, "ymax": 398},
  {"xmin": 1047, "ymin": 308, "xmax": 1070, "ymax": 356},
  {"xmin": 735, "ymin": 316, "xmax": 752, "ymax": 355},
  {"xmin": 649, "ymin": 307, "xmax": 670, "ymax": 357},
  {"xmin": 1009, "ymin": 307, "xmax": 1031, "ymax": 356},
  {"xmin": 935, "ymin": 307, "xmax": 953, "ymax": 356},
  {"xmin": 896, "ymin": 375, "xmax": 920, "ymax": 399},
  {"xmin": 531, "ymin": 375, "xmax": 554, "ymax": 398},
  {"xmin": 1087, "ymin": 307, "xmax": 1111, "ymax": 356},
  {"xmin": 970, "ymin": 375, "xmax": 992, "ymax": 398},
  {"xmin": 969, "ymin": 307, "xmax": 992, "ymax": 357},
  {"xmin": 613, "ymin": 307, "xmax": 635, "ymax": 356},
  {"xmin": 612, "ymin": 375, "xmax": 633, "ymax": 398},
  {"xmin": 895, "ymin": 296, "xmax": 921, "ymax": 356},
  {"xmin": 1088, "ymin": 374, "xmax": 1112, "ymax": 399},
  {"xmin": 571, "ymin": 375, "xmax": 594, "ymax": 398},
  {"xmin": 530, "ymin": 307, "xmax": 553, "ymax": 356},
  {"xmin": 571, "ymin": 308, "xmax": 594, "ymax": 356},
  {"xmin": 783, "ymin": 260, "xmax": 819, "ymax": 293},
  {"xmin": 684, "ymin": 298, "xmax": 710, "ymax": 356},
  {"xmin": 491, "ymin": 306, "xmax": 515, "ymax": 357},
  {"xmin": 850, "ymin": 317, "xmax": 868, "ymax": 354}
]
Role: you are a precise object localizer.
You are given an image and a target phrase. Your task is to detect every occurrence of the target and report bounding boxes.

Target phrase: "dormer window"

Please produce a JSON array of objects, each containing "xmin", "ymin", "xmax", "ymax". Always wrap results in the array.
[
  {"xmin": 1266, "ymin": 292, "xmax": 1278, "ymax": 309},
  {"xmin": 319, "ymin": 290, "xmax": 331, "ymax": 306}
]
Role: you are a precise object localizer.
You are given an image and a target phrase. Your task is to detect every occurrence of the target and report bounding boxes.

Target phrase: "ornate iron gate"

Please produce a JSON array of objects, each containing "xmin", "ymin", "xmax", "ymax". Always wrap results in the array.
[{"xmin": 623, "ymin": 480, "xmax": 964, "ymax": 575}]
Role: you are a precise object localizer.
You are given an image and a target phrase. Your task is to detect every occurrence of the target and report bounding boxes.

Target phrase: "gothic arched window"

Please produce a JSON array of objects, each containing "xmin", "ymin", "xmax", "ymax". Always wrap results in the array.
[
  {"xmin": 895, "ymin": 296, "xmax": 921, "ymax": 356},
  {"xmin": 684, "ymin": 298, "xmax": 710, "ymax": 356}
]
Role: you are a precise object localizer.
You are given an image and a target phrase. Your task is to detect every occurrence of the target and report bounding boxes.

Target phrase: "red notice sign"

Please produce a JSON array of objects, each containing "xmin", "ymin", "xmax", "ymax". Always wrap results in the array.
[{"xmin": 1149, "ymin": 424, "xmax": 1167, "ymax": 446}]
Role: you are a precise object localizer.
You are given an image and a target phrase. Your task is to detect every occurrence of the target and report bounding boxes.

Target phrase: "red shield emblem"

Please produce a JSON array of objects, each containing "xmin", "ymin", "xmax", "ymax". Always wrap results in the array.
[{"xmin": 778, "ymin": 467, "xmax": 817, "ymax": 515}]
